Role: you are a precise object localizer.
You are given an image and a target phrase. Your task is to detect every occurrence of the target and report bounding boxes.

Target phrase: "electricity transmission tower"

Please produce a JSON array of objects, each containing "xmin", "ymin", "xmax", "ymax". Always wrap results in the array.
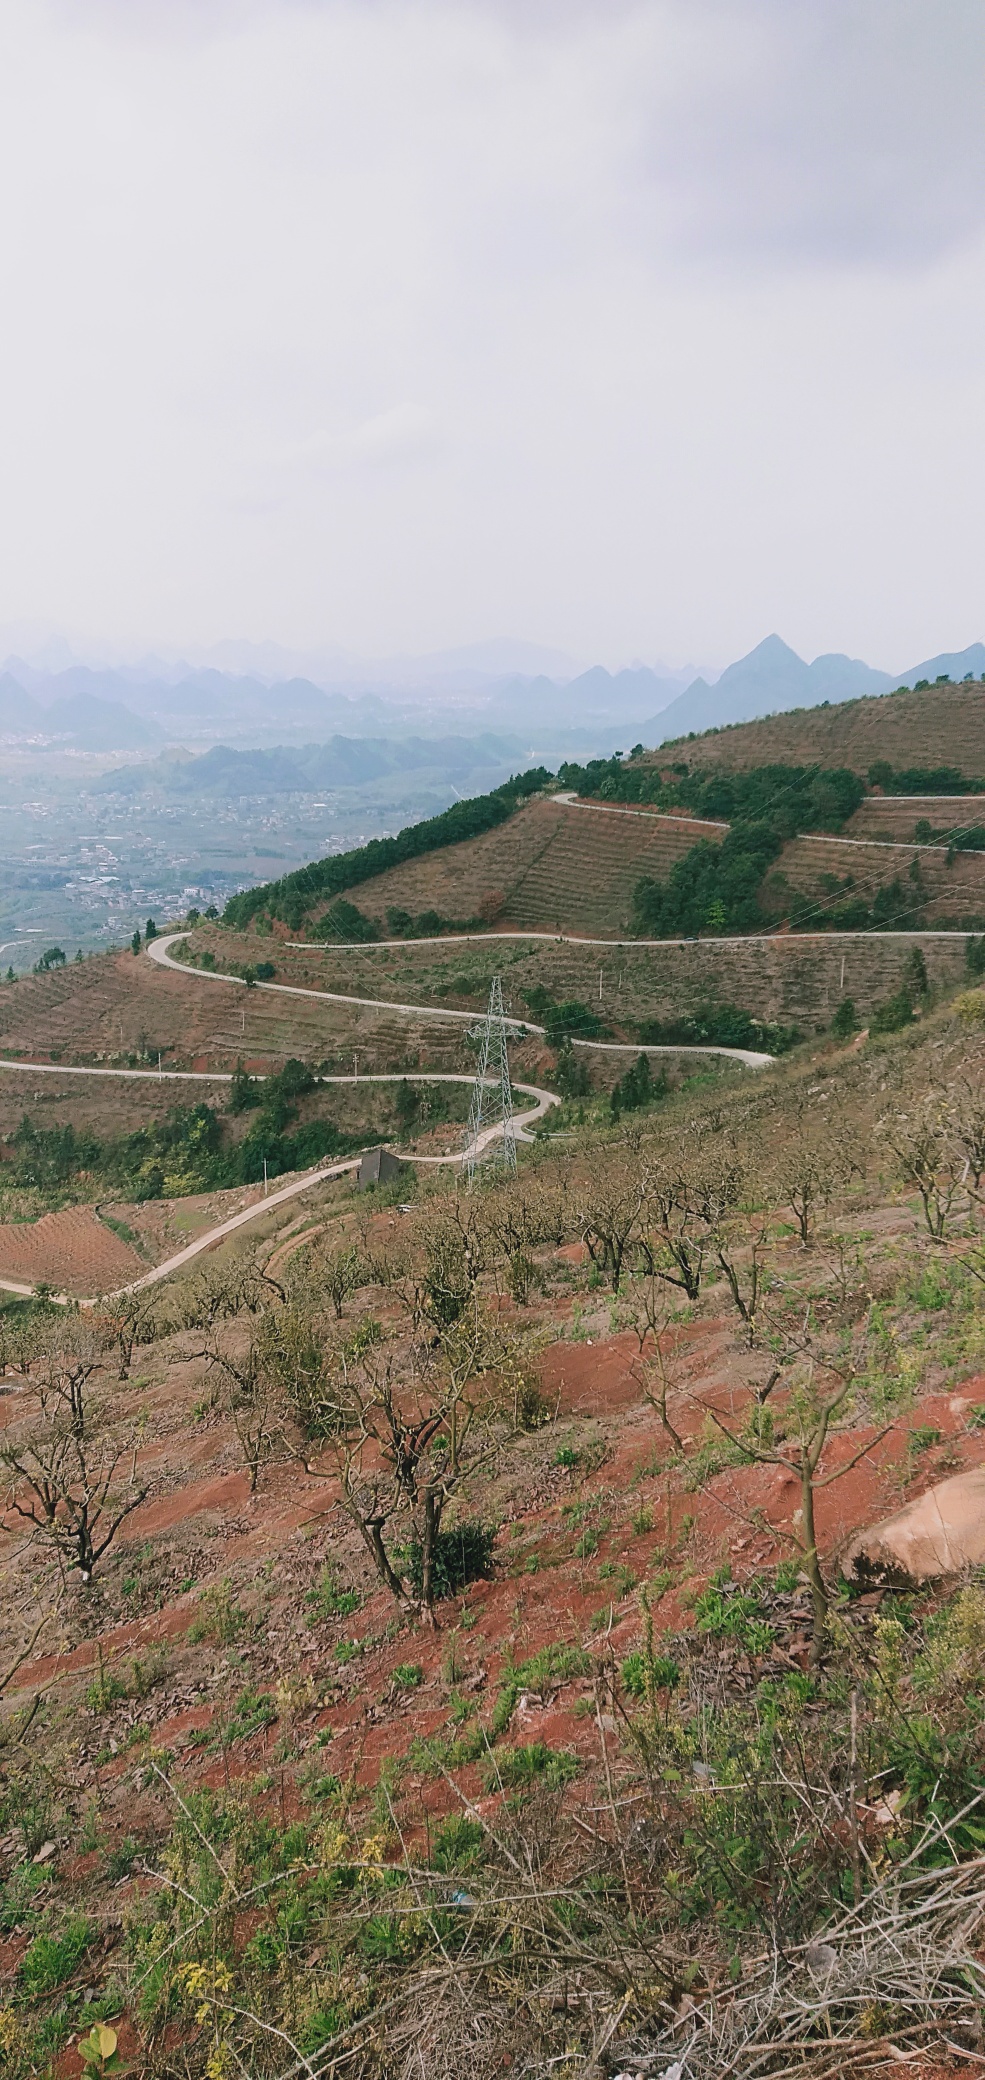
[{"xmin": 464, "ymin": 976, "xmax": 516, "ymax": 1185}]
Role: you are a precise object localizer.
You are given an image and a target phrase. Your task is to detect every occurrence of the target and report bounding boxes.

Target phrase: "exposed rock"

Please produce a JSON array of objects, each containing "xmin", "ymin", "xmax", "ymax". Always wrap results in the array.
[{"xmin": 841, "ymin": 1467, "xmax": 985, "ymax": 1586}]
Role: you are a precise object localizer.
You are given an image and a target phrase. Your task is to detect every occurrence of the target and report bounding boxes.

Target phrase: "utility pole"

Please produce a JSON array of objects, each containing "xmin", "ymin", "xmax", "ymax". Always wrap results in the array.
[{"xmin": 465, "ymin": 976, "xmax": 517, "ymax": 1186}]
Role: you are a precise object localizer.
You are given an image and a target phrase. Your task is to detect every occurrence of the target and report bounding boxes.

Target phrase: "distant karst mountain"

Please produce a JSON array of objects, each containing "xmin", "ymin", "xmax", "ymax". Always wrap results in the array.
[
  {"xmin": 0, "ymin": 672, "xmax": 163, "ymax": 749},
  {"xmin": 94, "ymin": 733, "xmax": 523, "ymax": 798},
  {"xmin": 2, "ymin": 633, "xmax": 983, "ymax": 760},
  {"xmin": 646, "ymin": 635, "xmax": 985, "ymax": 745},
  {"xmin": 647, "ymin": 636, "xmax": 893, "ymax": 741}
]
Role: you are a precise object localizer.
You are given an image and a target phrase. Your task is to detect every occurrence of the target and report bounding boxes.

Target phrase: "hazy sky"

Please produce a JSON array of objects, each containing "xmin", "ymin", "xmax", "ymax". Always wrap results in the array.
[{"xmin": 2, "ymin": 0, "xmax": 984, "ymax": 670}]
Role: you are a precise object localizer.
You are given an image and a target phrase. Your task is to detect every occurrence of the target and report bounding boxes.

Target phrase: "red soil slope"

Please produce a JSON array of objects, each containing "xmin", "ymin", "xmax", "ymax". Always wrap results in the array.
[{"xmin": 0, "ymin": 1205, "xmax": 144, "ymax": 1295}]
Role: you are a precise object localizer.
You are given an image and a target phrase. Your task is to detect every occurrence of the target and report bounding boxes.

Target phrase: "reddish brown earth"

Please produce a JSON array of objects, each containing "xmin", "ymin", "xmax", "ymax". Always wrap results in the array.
[
  {"xmin": 3, "ymin": 1083, "xmax": 984, "ymax": 2073},
  {"xmin": 0, "ymin": 1205, "xmax": 144, "ymax": 1294}
]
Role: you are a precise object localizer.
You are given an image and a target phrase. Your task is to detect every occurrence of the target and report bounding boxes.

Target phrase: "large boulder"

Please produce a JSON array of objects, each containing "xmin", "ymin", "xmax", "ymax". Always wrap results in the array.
[{"xmin": 842, "ymin": 1467, "xmax": 985, "ymax": 1586}]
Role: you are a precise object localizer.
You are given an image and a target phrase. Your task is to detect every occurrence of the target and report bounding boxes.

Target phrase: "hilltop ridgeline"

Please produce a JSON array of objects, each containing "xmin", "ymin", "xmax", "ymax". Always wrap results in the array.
[{"xmin": 646, "ymin": 673, "xmax": 985, "ymax": 775}]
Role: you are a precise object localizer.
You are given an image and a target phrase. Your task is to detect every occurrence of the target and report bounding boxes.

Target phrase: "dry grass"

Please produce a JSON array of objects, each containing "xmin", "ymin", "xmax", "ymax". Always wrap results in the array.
[{"xmin": 651, "ymin": 681, "xmax": 985, "ymax": 778}]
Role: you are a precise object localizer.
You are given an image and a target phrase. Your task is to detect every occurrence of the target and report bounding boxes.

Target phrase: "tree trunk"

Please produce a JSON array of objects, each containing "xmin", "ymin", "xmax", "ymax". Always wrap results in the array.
[
  {"xmin": 420, "ymin": 1492, "xmax": 441, "ymax": 1627},
  {"xmin": 799, "ymin": 1456, "xmax": 828, "ymax": 1662}
]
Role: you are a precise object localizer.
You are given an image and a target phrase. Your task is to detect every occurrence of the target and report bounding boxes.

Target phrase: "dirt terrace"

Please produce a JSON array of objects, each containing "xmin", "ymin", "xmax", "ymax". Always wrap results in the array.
[
  {"xmin": 6, "ymin": 1254, "xmax": 985, "ymax": 1763},
  {"xmin": 775, "ymin": 830, "xmax": 985, "ymax": 923},
  {"xmin": 0, "ymin": 1206, "xmax": 144, "ymax": 1295},
  {"xmin": 0, "ymin": 947, "xmax": 501, "ymax": 1079},
  {"xmin": 846, "ymin": 794, "xmax": 985, "ymax": 842}
]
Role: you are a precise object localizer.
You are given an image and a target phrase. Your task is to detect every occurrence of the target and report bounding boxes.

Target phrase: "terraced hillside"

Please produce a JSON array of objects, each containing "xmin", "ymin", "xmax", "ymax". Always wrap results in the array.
[
  {"xmin": 503, "ymin": 802, "xmax": 727, "ymax": 932},
  {"xmin": 307, "ymin": 795, "xmax": 726, "ymax": 938},
  {"xmin": 0, "ymin": 948, "xmax": 494, "ymax": 1079},
  {"xmin": 845, "ymin": 794, "xmax": 985, "ymax": 842},
  {"xmin": 0, "ymin": 1205, "xmax": 145, "ymax": 1296},
  {"xmin": 307, "ymin": 785, "xmax": 985, "ymax": 940},
  {"xmin": 771, "ymin": 832, "xmax": 985, "ymax": 926},
  {"xmin": 208, "ymin": 924, "xmax": 972, "ymax": 1030},
  {"xmin": 652, "ymin": 678, "xmax": 985, "ymax": 776}
]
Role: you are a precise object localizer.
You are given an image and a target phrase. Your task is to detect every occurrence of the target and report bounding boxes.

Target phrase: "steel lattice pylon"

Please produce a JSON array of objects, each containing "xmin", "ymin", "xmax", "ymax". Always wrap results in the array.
[{"xmin": 464, "ymin": 976, "xmax": 516, "ymax": 1185}]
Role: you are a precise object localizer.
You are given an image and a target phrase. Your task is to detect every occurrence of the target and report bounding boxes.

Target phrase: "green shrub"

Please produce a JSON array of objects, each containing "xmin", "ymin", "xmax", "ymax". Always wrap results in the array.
[
  {"xmin": 189, "ymin": 1579, "xmax": 245, "ymax": 1645},
  {"xmin": 299, "ymin": 2005, "xmax": 349, "ymax": 2055},
  {"xmin": 692, "ymin": 1577, "xmax": 775, "ymax": 1654},
  {"xmin": 610, "ymin": 1052, "xmax": 666, "ymax": 1119},
  {"xmin": 405, "ymin": 1523, "xmax": 495, "ymax": 1601},
  {"xmin": 0, "ymin": 1860, "xmax": 53, "ymax": 1932},
  {"xmin": 480, "ymin": 1743, "xmax": 579, "ymax": 1791},
  {"xmin": 831, "ymin": 997, "xmax": 857, "ymax": 1039},
  {"xmin": 543, "ymin": 999, "xmax": 604, "ymax": 1046},
  {"xmin": 307, "ymin": 1774, "xmax": 341, "ymax": 1802},
  {"xmin": 430, "ymin": 1816, "xmax": 485, "ymax": 1872},
  {"xmin": 306, "ymin": 1565, "xmax": 361, "ymax": 1622},
  {"xmin": 639, "ymin": 1002, "xmax": 799, "ymax": 1054},
  {"xmin": 491, "ymin": 1643, "xmax": 591, "ymax": 1736},
  {"xmin": 208, "ymin": 1687, "xmax": 277, "ymax": 1748},
  {"xmin": 869, "ymin": 986, "xmax": 915, "ymax": 1035},
  {"xmin": 19, "ymin": 1915, "xmax": 91, "ymax": 1995},
  {"xmin": 621, "ymin": 1650, "xmax": 680, "ymax": 1698},
  {"xmin": 319, "ymin": 900, "xmax": 378, "ymax": 943},
  {"xmin": 105, "ymin": 1835, "xmax": 141, "ymax": 1881},
  {"xmin": 85, "ymin": 1670, "xmax": 127, "ymax": 1712},
  {"xmin": 391, "ymin": 1663, "xmax": 424, "ymax": 1691},
  {"xmin": 909, "ymin": 1425, "xmax": 942, "ymax": 1454}
]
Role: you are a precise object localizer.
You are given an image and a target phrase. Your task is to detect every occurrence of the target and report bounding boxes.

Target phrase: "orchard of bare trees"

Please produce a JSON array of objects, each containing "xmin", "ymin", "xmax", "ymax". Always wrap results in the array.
[{"xmin": 4, "ymin": 985, "xmax": 985, "ymax": 2079}]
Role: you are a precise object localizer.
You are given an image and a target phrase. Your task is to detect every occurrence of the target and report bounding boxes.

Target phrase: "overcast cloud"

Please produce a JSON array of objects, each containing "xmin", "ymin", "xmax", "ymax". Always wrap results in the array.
[{"xmin": 0, "ymin": 0, "xmax": 983, "ymax": 670}]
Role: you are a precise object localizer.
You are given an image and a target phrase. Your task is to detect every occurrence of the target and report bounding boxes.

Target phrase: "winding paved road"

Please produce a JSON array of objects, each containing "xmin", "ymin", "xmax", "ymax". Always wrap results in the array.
[
  {"xmin": 146, "ymin": 932, "xmax": 775, "ymax": 1067},
  {"xmin": 0, "ymin": 912, "xmax": 779, "ymax": 1304},
  {"xmin": 0, "ymin": 1068, "xmax": 558, "ymax": 1305}
]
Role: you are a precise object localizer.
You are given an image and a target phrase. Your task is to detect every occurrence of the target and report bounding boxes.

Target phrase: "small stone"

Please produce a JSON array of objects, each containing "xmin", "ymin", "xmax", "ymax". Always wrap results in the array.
[{"xmin": 805, "ymin": 1940, "xmax": 837, "ymax": 1977}]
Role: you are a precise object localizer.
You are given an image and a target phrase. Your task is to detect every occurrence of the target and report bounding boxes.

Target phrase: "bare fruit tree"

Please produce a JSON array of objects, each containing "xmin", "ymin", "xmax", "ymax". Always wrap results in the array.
[
  {"xmin": 770, "ymin": 1115, "xmax": 855, "ymax": 1249},
  {"xmin": 577, "ymin": 1154, "xmax": 647, "ymax": 1291},
  {"xmin": 883, "ymin": 1097, "xmax": 960, "ymax": 1242},
  {"xmin": 699, "ymin": 1304, "xmax": 895, "ymax": 1659},
  {"xmin": 329, "ymin": 1298, "xmax": 519, "ymax": 1623},
  {"xmin": 197, "ymin": 1325, "xmax": 291, "ymax": 1492},
  {"xmin": 0, "ymin": 1340, "xmax": 148, "ymax": 1584},
  {"xmin": 94, "ymin": 1288, "xmax": 162, "ymax": 1381},
  {"xmin": 624, "ymin": 1275, "xmax": 685, "ymax": 1453}
]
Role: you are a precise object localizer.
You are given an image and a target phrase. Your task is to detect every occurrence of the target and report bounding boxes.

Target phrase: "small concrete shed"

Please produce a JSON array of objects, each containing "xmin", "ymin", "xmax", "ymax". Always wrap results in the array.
[{"xmin": 358, "ymin": 1146, "xmax": 405, "ymax": 1191}]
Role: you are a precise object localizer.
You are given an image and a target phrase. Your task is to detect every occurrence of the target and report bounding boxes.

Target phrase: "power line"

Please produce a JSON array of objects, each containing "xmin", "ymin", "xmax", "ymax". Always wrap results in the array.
[{"xmin": 761, "ymin": 825, "xmax": 985, "ymax": 938}]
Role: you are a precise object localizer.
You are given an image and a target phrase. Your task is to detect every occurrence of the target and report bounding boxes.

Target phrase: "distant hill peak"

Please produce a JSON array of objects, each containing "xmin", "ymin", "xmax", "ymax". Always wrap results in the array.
[{"xmin": 648, "ymin": 635, "xmax": 893, "ymax": 743}]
